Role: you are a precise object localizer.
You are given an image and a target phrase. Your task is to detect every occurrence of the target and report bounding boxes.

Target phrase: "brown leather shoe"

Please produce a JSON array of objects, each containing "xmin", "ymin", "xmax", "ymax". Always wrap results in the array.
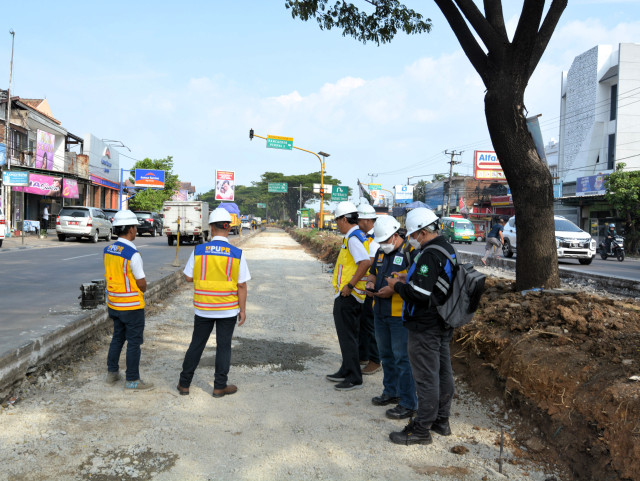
[
  {"xmin": 176, "ymin": 384, "xmax": 189, "ymax": 396},
  {"xmin": 212, "ymin": 384, "xmax": 238, "ymax": 398},
  {"xmin": 362, "ymin": 362, "xmax": 382, "ymax": 375}
]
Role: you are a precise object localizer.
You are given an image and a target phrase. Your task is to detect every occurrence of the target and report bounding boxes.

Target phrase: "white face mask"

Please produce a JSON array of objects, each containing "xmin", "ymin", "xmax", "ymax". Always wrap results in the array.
[
  {"xmin": 380, "ymin": 242, "xmax": 395, "ymax": 254},
  {"xmin": 408, "ymin": 231, "xmax": 422, "ymax": 249}
]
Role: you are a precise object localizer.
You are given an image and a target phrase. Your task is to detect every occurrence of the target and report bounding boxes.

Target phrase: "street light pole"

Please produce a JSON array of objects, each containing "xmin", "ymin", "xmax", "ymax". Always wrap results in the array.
[
  {"xmin": 318, "ymin": 151, "xmax": 330, "ymax": 229},
  {"xmin": 4, "ymin": 30, "xmax": 15, "ymax": 232}
]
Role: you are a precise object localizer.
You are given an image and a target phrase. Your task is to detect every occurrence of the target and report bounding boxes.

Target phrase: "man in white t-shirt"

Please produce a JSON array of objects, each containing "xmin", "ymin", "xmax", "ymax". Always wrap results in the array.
[{"xmin": 177, "ymin": 208, "xmax": 251, "ymax": 398}]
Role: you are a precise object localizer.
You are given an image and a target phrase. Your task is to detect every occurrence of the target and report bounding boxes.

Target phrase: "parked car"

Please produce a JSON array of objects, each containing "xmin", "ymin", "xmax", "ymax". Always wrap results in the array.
[
  {"xmin": 0, "ymin": 207, "xmax": 5, "ymax": 247},
  {"xmin": 102, "ymin": 208, "xmax": 118, "ymax": 223},
  {"xmin": 134, "ymin": 211, "xmax": 163, "ymax": 237},
  {"xmin": 502, "ymin": 215, "xmax": 596, "ymax": 264},
  {"xmin": 56, "ymin": 206, "xmax": 112, "ymax": 243},
  {"xmin": 440, "ymin": 217, "xmax": 476, "ymax": 244},
  {"xmin": 241, "ymin": 220, "xmax": 252, "ymax": 229}
]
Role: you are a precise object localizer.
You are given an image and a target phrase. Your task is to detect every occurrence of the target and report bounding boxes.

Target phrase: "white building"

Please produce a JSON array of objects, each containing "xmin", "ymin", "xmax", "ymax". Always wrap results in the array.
[{"xmin": 557, "ymin": 43, "xmax": 640, "ymax": 235}]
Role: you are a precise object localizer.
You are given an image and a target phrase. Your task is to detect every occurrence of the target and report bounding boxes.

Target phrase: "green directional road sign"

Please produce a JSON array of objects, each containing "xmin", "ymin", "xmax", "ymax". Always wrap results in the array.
[
  {"xmin": 332, "ymin": 185, "xmax": 348, "ymax": 201},
  {"xmin": 266, "ymin": 135, "xmax": 293, "ymax": 150},
  {"xmin": 257, "ymin": 203, "xmax": 266, "ymax": 208},
  {"xmin": 268, "ymin": 182, "xmax": 288, "ymax": 193}
]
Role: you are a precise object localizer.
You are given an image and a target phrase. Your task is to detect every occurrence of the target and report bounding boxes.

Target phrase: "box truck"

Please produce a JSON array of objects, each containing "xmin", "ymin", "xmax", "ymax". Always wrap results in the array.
[{"xmin": 162, "ymin": 201, "xmax": 210, "ymax": 245}]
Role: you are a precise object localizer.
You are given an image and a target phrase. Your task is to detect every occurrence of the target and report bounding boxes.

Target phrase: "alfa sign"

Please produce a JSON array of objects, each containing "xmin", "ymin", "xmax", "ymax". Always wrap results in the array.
[
  {"xmin": 474, "ymin": 150, "xmax": 506, "ymax": 180},
  {"xmin": 331, "ymin": 185, "xmax": 348, "ymax": 201},
  {"xmin": 2, "ymin": 171, "xmax": 29, "ymax": 186},
  {"xmin": 266, "ymin": 135, "xmax": 293, "ymax": 150},
  {"xmin": 268, "ymin": 182, "xmax": 288, "ymax": 193}
]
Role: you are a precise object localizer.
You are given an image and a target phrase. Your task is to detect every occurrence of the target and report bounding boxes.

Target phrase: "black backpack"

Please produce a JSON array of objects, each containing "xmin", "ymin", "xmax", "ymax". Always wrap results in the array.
[{"xmin": 425, "ymin": 245, "xmax": 486, "ymax": 328}]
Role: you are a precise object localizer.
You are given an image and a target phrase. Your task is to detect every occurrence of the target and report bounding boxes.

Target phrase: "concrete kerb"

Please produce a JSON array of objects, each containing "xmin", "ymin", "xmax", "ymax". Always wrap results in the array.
[{"xmin": 0, "ymin": 227, "xmax": 264, "ymax": 399}]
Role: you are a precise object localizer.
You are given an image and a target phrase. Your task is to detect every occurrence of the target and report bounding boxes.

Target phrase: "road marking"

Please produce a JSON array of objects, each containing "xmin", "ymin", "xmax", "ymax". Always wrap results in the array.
[{"xmin": 62, "ymin": 253, "xmax": 100, "ymax": 261}]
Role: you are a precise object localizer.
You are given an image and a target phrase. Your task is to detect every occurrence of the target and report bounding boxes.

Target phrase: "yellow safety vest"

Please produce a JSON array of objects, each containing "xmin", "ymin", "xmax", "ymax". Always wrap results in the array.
[
  {"xmin": 333, "ymin": 229, "xmax": 370, "ymax": 302},
  {"xmin": 104, "ymin": 241, "xmax": 145, "ymax": 311},
  {"xmin": 193, "ymin": 241, "xmax": 242, "ymax": 311}
]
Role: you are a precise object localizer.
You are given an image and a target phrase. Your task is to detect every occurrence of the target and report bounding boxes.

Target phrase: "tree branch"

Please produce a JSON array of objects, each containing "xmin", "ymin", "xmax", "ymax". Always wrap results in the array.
[
  {"xmin": 434, "ymin": 0, "xmax": 490, "ymax": 85},
  {"xmin": 527, "ymin": 0, "xmax": 568, "ymax": 79},
  {"xmin": 453, "ymin": 0, "xmax": 504, "ymax": 56},
  {"xmin": 512, "ymin": 0, "xmax": 544, "ymax": 57},
  {"xmin": 484, "ymin": 0, "xmax": 508, "ymax": 39}
]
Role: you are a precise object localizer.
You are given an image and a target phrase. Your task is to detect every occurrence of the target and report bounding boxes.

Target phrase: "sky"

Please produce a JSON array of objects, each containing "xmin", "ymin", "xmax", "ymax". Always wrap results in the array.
[{"xmin": 2, "ymin": 1, "xmax": 640, "ymax": 208}]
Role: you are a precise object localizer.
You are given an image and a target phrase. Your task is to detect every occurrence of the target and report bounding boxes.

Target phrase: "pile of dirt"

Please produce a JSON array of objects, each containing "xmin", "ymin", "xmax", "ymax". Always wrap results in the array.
[
  {"xmin": 288, "ymin": 228, "xmax": 342, "ymax": 264},
  {"xmin": 291, "ymin": 229, "xmax": 640, "ymax": 480}
]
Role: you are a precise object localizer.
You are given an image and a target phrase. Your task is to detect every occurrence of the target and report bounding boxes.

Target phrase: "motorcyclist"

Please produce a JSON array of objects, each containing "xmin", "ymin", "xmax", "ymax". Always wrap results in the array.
[{"xmin": 605, "ymin": 224, "xmax": 617, "ymax": 254}]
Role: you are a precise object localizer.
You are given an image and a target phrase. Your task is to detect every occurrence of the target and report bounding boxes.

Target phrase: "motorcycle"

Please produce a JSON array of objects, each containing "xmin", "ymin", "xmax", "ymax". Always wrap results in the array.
[{"xmin": 599, "ymin": 236, "xmax": 625, "ymax": 262}]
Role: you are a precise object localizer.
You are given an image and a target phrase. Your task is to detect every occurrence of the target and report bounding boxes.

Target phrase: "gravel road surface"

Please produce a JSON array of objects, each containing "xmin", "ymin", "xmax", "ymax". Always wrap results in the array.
[{"xmin": 0, "ymin": 229, "xmax": 562, "ymax": 481}]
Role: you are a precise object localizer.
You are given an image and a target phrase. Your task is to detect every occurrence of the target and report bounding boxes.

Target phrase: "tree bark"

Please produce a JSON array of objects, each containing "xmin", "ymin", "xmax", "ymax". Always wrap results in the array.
[{"xmin": 484, "ymin": 78, "xmax": 560, "ymax": 289}]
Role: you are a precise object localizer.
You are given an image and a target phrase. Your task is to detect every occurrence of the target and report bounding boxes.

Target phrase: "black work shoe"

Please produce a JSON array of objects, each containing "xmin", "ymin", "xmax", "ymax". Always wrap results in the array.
[
  {"xmin": 386, "ymin": 404, "xmax": 417, "ymax": 420},
  {"xmin": 372, "ymin": 393, "xmax": 400, "ymax": 406},
  {"xmin": 334, "ymin": 380, "xmax": 363, "ymax": 391},
  {"xmin": 326, "ymin": 372, "xmax": 345, "ymax": 382},
  {"xmin": 431, "ymin": 417, "xmax": 452, "ymax": 436},
  {"xmin": 389, "ymin": 420, "xmax": 433, "ymax": 445}
]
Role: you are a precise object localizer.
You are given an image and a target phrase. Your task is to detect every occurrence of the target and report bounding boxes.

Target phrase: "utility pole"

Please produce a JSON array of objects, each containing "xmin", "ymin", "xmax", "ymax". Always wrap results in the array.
[
  {"xmin": 3, "ymin": 30, "xmax": 15, "ymax": 233},
  {"xmin": 368, "ymin": 173, "xmax": 378, "ymax": 185},
  {"xmin": 445, "ymin": 150, "xmax": 462, "ymax": 216}
]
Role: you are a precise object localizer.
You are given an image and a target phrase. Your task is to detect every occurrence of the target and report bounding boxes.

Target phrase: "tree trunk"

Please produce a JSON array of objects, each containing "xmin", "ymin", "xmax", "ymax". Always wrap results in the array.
[{"xmin": 484, "ymin": 80, "xmax": 560, "ymax": 290}]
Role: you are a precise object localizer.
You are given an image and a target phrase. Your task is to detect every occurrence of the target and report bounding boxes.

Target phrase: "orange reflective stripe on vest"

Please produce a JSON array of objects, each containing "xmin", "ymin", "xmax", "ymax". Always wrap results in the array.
[{"xmin": 193, "ymin": 241, "xmax": 242, "ymax": 311}]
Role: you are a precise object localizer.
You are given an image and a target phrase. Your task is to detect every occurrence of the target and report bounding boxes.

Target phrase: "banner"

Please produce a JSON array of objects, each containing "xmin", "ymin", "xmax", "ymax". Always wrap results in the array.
[
  {"xmin": 369, "ymin": 190, "xmax": 385, "ymax": 207},
  {"xmin": 36, "ymin": 129, "xmax": 55, "ymax": 170},
  {"xmin": 62, "ymin": 178, "xmax": 79, "ymax": 199},
  {"xmin": 134, "ymin": 169, "xmax": 165, "ymax": 188},
  {"xmin": 215, "ymin": 170, "xmax": 235, "ymax": 201},
  {"xmin": 0, "ymin": 142, "xmax": 5, "ymax": 166},
  {"xmin": 14, "ymin": 173, "xmax": 61, "ymax": 196},
  {"xmin": 526, "ymin": 115, "xmax": 547, "ymax": 163},
  {"xmin": 577, "ymin": 175, "xmax": 607, "ymax": 196},
  {"xmin": 172, "ymin": 189, "xmax": 189, "ymax": 201},
  {"xmin": 474, "ymin": 150, "xmax": 506, "ymax": 180},
  {"xmin": 394, "ymin": 184, "xmax": 414, "ymax": 203}
]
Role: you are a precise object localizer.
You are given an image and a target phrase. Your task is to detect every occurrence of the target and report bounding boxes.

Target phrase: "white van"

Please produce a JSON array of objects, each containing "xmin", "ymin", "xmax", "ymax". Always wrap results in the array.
[{"xmin": 502, "ymin": 215, "xmax": 596, "ymax": 265}]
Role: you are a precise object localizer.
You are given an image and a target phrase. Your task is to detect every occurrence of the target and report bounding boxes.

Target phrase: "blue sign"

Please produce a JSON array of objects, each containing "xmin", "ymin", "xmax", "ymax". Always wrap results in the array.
[
  {"xmin": 2, "ymin": 171, "xmax": 29, "ymax": 186},
  {"xmin": 576, "ymin": 174, "xmax": 607, "ymax": 197},
  {"xmin": 90, "ymin": 174, "xmax": 119, "ymax": 190},
  {"xmin": 134, "ymin": 169, "xmax": 166, "ymax": 188},
  {"xmin": 0, "ymin": 143, "xmax": 4, "ymax": 166}
]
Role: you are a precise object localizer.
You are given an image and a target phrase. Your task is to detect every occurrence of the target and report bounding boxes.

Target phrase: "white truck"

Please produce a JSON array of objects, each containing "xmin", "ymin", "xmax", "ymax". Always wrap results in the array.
[{"xmin": 162, "ymin": 201, "xmax": 210, "ymax": 246}]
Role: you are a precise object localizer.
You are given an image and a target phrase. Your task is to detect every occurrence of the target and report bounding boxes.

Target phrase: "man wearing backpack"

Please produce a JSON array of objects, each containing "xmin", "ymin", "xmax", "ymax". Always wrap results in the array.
[{"xmin": 385, "ymin": 207, "xmax": 456, "ymax": 445}]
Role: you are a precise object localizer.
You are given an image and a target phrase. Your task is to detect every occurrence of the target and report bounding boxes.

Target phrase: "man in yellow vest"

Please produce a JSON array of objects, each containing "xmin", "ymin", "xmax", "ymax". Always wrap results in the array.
[
  {"xmin": 327, "ymin": 201, "xmax": 371, "ymax": 391},
  {"xmin": 104, "ymin": 210, "xmax": 153, "ymax": 391},
  {"xmin": 177, "ymin": 208, "xmax": 250, "ymax": 398}
]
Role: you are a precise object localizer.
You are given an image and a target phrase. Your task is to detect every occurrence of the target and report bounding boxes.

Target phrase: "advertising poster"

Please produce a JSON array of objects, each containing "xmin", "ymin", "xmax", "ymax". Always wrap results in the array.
[
  {"xmin": 394, "ymin": 184, "xmax": 414, "ymax": 203},
  {"xmin": 369, "ymin": 189, "xmax": 385, "ymax": 207},
  {"xmin": 576, "ymin": 175, "xmax": 607, "ymax": 196},
  {"xmin": 0, "ymin": 142, "xmax": 5, "ymax": 166},
  {"xmin": 36, "ymin": 129, "xmax": 55, "ymax": 170},
  {"xmin": 134, "ymin": 169, "xmax": 165, "ymax": 188},
  {"xmin": 172, "ymin": 189, "xmax": 188, "ymax": 201},
  {"xmin": 15, "ymin": 173, "xmax": 61, "ymax": 196},
  {"xmin": 215, "ymin": 170, "xmax": 235, "ymax": 201},
  {"xmin": 474, "ymin": 150, "xmax": 506, "ymax": 180},
  {"xmin": 62, "ymin": 178, "xmax": 79, "ymax": 199}
]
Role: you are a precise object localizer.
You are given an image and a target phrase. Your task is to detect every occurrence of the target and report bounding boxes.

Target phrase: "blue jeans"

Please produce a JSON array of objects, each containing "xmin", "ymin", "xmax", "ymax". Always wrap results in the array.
[
  {"xmin": 107, "ymin": 307, "xmax": 145, "ymax": 381},
  {"xmin": 374, "ymin": 313, "xmax": 417, "ymax": 409},
  {"xmin": 179, "ymin": 314, "xmax": 237, "ymax": 390}
]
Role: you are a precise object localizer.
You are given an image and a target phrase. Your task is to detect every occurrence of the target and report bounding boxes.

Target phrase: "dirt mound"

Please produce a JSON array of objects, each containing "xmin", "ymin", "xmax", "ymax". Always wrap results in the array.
[
  {"xmin": 288, "ymin": 228, "xmax": 342, "ymax": 264},
  {"xmin": 290, "ymin": 228, "xmax": 640, "ymax": 480}
]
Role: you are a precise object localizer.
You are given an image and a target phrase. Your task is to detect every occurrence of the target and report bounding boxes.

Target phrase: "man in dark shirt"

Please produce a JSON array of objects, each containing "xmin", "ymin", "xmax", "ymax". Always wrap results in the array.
[
  {"xmin": 386, "ymin": 208, "xmax": 457, "ymax": 445},
  {"xmin": 481, "ymin": 216, "xmax": 506, "ymax": 265}
]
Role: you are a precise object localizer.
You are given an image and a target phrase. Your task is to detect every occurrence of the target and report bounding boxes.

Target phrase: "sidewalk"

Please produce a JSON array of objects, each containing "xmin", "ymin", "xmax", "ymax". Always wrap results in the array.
[{"xmin": 1, "ymin": 229, "xmax": 62, "ymax": 251}]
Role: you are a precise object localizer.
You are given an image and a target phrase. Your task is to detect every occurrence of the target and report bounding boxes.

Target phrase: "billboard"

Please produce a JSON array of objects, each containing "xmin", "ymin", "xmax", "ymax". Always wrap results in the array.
[
  {"xmin": 134, "ymin": 169, "xmax": 165, "ymax": 188},
  {"xmin": 369, "ymin": 189, "xmax": 385, "ymax": 207},
  {"xmin": 36, "ymin": 129, "xmax": 55, "ymax": 170},
  {"xmin": 576, "ymin": 174, "xmax": 607, "ymax": 197},
  {"xmin": 394, "ymin": 184, "xmax": 414, "ymax": 203},
  {"xmin": 0, "ymin": 142, "xmax": 4, "ymax": 166},
  {"xmin": 62, "ymin": 178, "xmax": 79, "ymax": 199},
  {"xmin": 474, "ymin": 150, "xmax": 506, "ymax": 180},
  {"xmin": 215, "ymin": 170, "xmax": 235, "ymax": 201},
  {"xmin": 14, "ymin": 173, "xmax": 61, "ymax": 196}
]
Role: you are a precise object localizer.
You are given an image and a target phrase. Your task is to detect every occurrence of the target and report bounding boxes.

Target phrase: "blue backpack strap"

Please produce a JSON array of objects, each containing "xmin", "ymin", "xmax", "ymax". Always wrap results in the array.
[{"xmin": 348, "ymin": 229, "xmax": 368, "ymax": 244}]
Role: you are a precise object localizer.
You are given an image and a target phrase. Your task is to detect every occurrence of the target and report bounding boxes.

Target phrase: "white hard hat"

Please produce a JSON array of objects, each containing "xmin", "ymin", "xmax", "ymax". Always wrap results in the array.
[
  {"xmin": 374, "ymin": 215, "xmax": 401, "ymax": 242},
  {"xmin": 209, "ymin": 208, "xmax": 232, "ymax": 224},
  {"xmin": 406, "ymin": 207, "xmax": 439, "ymax": 235},
  {"xmin": 357, "ymin": 203, "xmax": 377, "ymax": 219},
  {"xmin": 112, "ymin": 210, "xmax": 139, "ymax": 227},
  {"xmin": 334, "ymin": 201, "xmax": 358, "ymax": 218}
]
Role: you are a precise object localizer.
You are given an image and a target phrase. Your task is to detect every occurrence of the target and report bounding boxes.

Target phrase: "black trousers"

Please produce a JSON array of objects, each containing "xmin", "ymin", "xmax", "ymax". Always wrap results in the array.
[
  {"xmin": 333, "ymin": 295, "xmax": 363, "ymax": 384},
  {"xmin": 179, "ymin": 314, "xmax": 237, "ymax": 390},
  {"xmin": 358, "ymin": 296, "xmax": 379, "ymax": 364}
]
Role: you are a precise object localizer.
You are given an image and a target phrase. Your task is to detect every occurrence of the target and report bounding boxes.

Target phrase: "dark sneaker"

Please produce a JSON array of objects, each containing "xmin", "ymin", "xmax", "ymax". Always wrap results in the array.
[
  {"xmin": 213, "ymin": 384, "xmax": 238, "ymax": 398},
  {"xmin": 362, "ymin": 361, "xmax": 382, "ymax": 375},
  {"xmin": 105, "ymin": 371, "xmax": 121, "ymax": 385},
  {"xmin": 389, "ymin": 420, "xmax": 433, "ymax": 446},
  {"xmin": 326, "ymin": 372, "xmax": 345, "ymax": 382},
  {"xmin": 386, "ymin": 404, "xmax": 417, "ymax": 420},
  {"xmin": 431, "ymin": 418, "xmax": 452, "ymax": 436},
  {"xmin": 125, "ymin": 379, "xmax": 154, "ymax": 391},
  {"xmin": 372, "ymin": 393, "xmax": 400, "ymax": 406},
  {"xmin": 334, "ymin": 381, "xmax": 363, "ymax": 391}
]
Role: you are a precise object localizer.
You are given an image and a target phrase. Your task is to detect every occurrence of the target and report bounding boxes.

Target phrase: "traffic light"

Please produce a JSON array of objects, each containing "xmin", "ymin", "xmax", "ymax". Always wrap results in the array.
[
  {"xmin": 319, "ymin": 188, "xmax": 324, "ymax": 195},
  {"xmin": 249, "ymin": 128, "xmax": 254, "ymax": 140}
]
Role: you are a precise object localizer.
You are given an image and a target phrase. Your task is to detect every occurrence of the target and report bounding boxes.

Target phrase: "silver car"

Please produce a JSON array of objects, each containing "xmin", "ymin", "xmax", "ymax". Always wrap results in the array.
[{"xmin": 56, "ymin": 206, "xmax": 112, "ymax": 243}]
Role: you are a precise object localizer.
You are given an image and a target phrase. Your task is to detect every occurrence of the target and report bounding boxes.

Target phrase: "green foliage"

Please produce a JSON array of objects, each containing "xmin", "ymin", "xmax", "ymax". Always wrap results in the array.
[
  {"xmin": 413, "ymin": 179, "xmax": 427, "ymax": 202},
  {"xmin": 605, "ymin": 163, "xmax": 640, "ymax": 250},
  {"xmin": 127, "ymin": 156, "xmax": 180, "ymax": 212},
  {"xmin": 285, "ymin": 0, "xmax": 431, "ymax": 45},
  {"xmin": 199, "ymin": 171, "xmax": 345, "ymax": 220}
]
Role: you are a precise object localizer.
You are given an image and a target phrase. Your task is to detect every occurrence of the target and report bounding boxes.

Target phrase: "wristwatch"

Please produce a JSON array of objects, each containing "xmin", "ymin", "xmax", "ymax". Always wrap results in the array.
[{"xmin": 347, "ymin": 283, "xmax": 355, "ymax": 290}]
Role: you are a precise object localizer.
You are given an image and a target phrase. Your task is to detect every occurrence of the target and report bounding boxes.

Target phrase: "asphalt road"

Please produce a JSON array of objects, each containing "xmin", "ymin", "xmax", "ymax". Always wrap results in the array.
[
  {"xmin": 455, "ymin": 240, "xmax": 640, "ymax": 280},
  {"xmin": 0, "ymin": 232, "xmax": 241, "ymax": 357}
]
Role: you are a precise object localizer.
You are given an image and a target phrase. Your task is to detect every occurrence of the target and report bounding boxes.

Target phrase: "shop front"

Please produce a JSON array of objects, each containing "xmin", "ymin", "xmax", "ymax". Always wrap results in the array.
[{"xmin": 89, "ymin": 174, "xmax": 119, "ymax": 210}]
